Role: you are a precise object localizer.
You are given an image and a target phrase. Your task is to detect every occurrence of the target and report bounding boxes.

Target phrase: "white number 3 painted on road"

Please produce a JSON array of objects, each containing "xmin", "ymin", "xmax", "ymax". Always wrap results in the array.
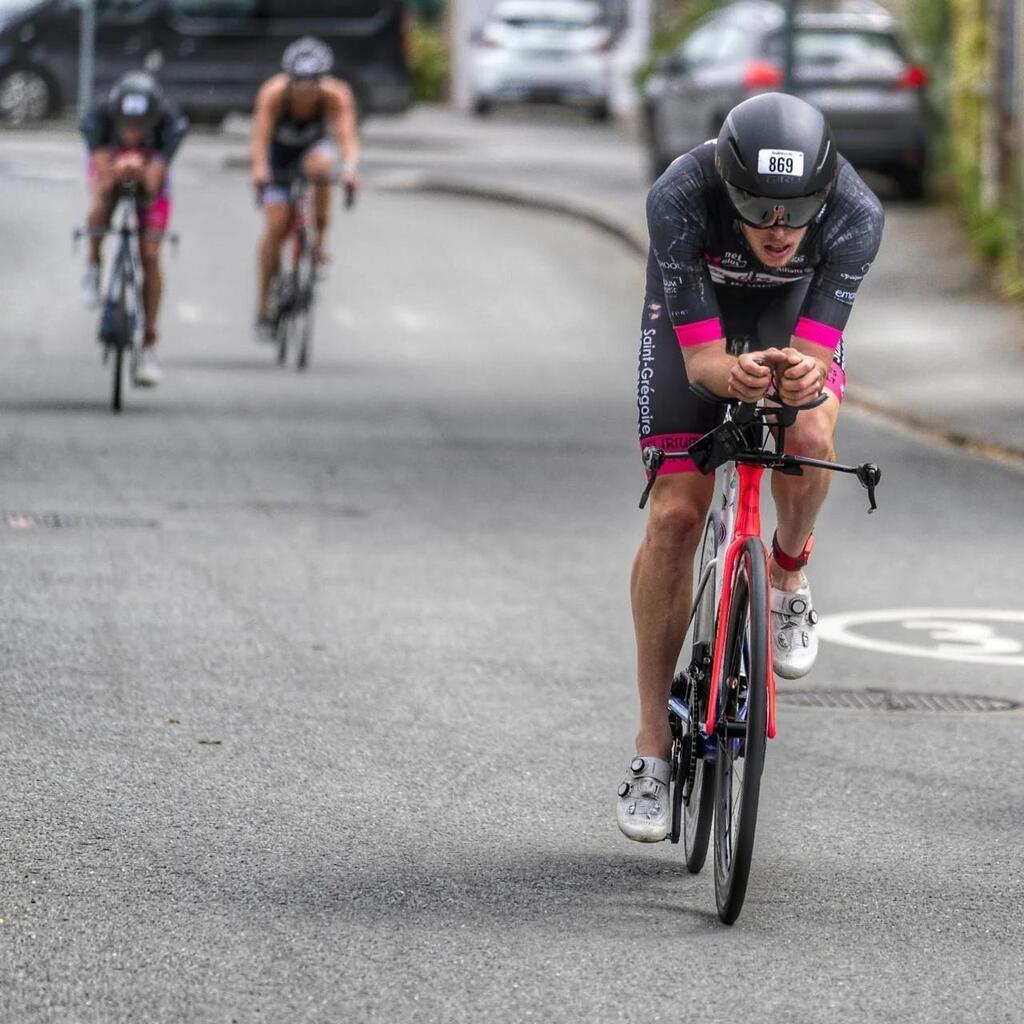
[{"xmin": 818, "ymin": 609, "xmax": 1024, "ymax": 666}]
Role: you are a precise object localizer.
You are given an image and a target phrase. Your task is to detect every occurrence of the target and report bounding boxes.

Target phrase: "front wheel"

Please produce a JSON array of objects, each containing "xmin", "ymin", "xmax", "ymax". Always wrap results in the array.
[
  {"xmin": 713, "ymin": 538, "xmax": 770, "ymax": 925},
  {"xmin": 111, "ymin": 342, "xmax": 124, "ymax": 413}
]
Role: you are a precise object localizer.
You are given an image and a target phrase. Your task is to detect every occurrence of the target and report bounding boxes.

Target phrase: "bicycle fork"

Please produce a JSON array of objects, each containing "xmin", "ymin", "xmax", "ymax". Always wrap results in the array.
[{"xmin": 705, "ymin": 462, "xmax": 778, "ymax": 742}]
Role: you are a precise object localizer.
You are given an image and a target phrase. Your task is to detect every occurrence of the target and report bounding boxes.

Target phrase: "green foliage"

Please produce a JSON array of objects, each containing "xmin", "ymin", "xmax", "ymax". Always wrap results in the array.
[
  {"xmin": 634, "ymin": 0, "xmax": 721, "ymax": 86},
  {"xmin": 943, "ymin": 0, "xmax": 1024, "ymax": 295},
  {"xmin": 406, "ymin": 0, "xmax": 443, "ymax": 23},
  {"xmin": 407, "ymin": 20, "xmax": 449, "ymax": 103}
]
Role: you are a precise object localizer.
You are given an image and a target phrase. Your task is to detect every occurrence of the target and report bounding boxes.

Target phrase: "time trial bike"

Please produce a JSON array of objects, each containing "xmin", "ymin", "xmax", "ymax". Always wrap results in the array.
[
  {"xmin": 74, "ymin": 180, "xmax": 176, "ymax": 413},
  {"xmin": 639, "ymin": 385, "xmax": 881, "ymax": 924}
]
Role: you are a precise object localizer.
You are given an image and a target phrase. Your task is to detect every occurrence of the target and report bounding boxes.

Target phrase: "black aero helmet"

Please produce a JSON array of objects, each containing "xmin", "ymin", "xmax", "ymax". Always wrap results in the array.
[
  {"xmin": 282, "ymin": 36, "xmax": 334, "ymax": 79},
  {"xmin": 716, "ymin": 92, "xmax": 837, "ymax": 228},
  {"xmin": 108, "ymin": 70, "xmax": 162, "ymax": 128}
]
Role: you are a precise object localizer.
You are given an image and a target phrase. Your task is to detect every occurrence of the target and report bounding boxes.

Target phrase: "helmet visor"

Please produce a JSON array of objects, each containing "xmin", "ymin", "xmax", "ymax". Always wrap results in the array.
[{"xmin": 724, "ymin": 182, "xmax": 829, "ymax": 228}]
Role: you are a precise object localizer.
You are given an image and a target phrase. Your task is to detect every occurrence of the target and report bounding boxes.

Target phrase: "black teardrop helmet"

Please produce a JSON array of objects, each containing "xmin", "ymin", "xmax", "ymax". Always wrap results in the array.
[
  {"xmin": 108, "ymin": 70, "xmax": 163, "ymax": 128},
  {"xmin": 715, "ymin": 93, "xmax": 837, "ymax": 227}
]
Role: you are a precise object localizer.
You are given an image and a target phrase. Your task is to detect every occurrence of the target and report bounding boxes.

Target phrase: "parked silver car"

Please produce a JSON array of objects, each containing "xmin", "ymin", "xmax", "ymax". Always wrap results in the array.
[
  {"xmin": 643, "ymin": 0, "xmax": 930, "ymax": 196},
  {"xmin": 469, "ymin": 0, "xmax": 614, "ymax": 120}
]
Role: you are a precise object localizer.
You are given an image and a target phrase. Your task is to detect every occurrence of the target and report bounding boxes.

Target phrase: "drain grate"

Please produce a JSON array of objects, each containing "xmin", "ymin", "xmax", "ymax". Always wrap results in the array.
[
  {"xmin": 777, "ymin": 688, "xmax": 1019, "ymax": 713},
  {"xmin": 5, "ymin": 511, "xmax": 158, "ymax": 530}
]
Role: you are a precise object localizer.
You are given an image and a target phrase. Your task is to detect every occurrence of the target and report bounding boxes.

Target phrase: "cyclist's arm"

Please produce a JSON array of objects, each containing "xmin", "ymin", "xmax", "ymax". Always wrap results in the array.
[
  {"xmin": 324, "ymin": 79, "xmax": 360, "ymax": 176},
  {"xmin": 80, "ymin": 105, "xmax": 116, "ymax": 190},
  {"xmin": 155, "ymin": 103, "xmax": 189, "ymax": 165},
  {"xmin": 647, "ymin": 152, "xmax": 769, "ymax": 401},
  {"xmin": 138, "ymin": 107, "xmax": 187, "ymax": 199},
  {"xmin": 788, "ymin": 166, "xmax": 885, "ymax": 374},
  {"xmin": 250, "ymin": 77, "xmax": 284, "ymax": 182}
]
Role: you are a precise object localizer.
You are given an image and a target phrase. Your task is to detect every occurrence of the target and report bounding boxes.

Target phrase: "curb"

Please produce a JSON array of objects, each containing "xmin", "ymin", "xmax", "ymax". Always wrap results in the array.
[
  {"xmin": 376, "ymin": 171, "xmax": 648, "ymax": 256},
  {"xmin": 381, "ymin": 172, "xmax": 1024, "ymax": 474}
]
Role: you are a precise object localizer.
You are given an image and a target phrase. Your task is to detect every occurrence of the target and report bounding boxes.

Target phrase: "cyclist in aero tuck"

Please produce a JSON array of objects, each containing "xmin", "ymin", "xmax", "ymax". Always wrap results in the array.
[
  {"xmin": 80, "ymin": 71, "xmax": 189, "ymax": 387},
  {"xmin": 619, "ymin": 93, "xmax": 884, "ymax": 842},
  {"xmin": 250, "ymin": 37, "xmax": 361, "ymax": 342}
]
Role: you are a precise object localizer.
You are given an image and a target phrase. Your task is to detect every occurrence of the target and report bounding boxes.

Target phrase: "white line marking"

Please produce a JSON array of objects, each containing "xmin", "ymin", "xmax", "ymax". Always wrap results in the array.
[{"xmin": 818, "ymin": 609, "xmax": 1024, "ymax": 667}]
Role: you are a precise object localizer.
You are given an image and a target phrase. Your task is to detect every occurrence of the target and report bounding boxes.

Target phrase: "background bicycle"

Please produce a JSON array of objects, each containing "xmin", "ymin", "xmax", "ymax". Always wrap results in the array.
[
  {"xmin": 75, "ymin": 181, "xmax": 176, "ymax": 413},
  {"xmin": 258, "ymin": 173, "xmax": 355, "ymax": 372}
]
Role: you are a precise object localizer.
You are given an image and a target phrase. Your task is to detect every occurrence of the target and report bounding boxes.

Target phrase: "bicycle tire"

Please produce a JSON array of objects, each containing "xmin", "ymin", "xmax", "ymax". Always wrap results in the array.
[
  {"xmin": 682, "ymin": 512, "xmax": 719, "ymax": 873},
  {"xmin": 296, "ymin": 288, "xmax": 313, "ymax": 370},
  {"xmin": 111, "ymin": 272, "xmax": 127, "ymax": 413},
  {"xmin": 294, "ymin": 243, "xmax": 315, "ymax": 370},
  {"xmin": 111, "ymin": 342, "xmax": 124, "ymax": 412},
  {"xmin": 712, "ymin": 537, "xmax": 769, "ymax": 924}
]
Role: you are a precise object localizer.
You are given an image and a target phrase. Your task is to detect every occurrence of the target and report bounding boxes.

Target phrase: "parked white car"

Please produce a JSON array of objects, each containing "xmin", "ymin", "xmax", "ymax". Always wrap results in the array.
[{"xmin": 469, "ymin": 0, "xmax": 614, "ymax": 120}]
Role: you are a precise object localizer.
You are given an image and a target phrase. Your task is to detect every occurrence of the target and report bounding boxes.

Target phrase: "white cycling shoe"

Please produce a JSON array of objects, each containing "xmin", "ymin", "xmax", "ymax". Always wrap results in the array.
[
  {"xmin": 771, "ymin": 581, "xmax": 819, "ymax": 679},
  {"xmin": 616, "ymin": 755, "xmax": 671, "ymax": 843},
  {"xmin": 133, "ymin": 348, "xmax": 163, "ymax": 387}
]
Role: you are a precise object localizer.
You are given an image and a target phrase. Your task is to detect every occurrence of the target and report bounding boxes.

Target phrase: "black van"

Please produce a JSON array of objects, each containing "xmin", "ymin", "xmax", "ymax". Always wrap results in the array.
[{"xmin": 0, "ymin": 0, "xmax": 412, "ymax": 125}]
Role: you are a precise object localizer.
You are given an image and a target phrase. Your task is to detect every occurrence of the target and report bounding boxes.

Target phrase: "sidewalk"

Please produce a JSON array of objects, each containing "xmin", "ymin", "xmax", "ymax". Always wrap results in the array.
[{"xmin": 362, "ymin": 106, "xmax": 1024, "ymax": 462}]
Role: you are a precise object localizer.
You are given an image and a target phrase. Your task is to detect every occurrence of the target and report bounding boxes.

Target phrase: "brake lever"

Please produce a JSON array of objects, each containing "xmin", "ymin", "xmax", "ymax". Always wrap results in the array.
[
  {"xmin": 856, "ymin": 463, "xmax": 881, "ymax": 513},
  {"xmin": 638, "ymin": 447, "xmax": 665, "ymax": 509}
]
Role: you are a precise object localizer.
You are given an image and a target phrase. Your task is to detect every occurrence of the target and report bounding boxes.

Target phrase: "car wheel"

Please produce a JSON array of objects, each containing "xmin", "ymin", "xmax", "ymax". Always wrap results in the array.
[
  {"xmin": 589, "ymin": 99, "xmax": 611, "ymax": 123},
  {"xmin": 0, "ymin": 67, "xmax": 53, "ymax": 126},
  {"xmin": 472, "ymin": 97, "xmax": 493, "ymax": 117}
]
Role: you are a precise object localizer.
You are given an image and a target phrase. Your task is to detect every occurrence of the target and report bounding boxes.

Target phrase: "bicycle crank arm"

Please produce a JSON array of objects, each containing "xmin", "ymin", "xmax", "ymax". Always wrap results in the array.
[{"xmin": 668, "ymin": 695, "xmax": 691, "ymax": 727}]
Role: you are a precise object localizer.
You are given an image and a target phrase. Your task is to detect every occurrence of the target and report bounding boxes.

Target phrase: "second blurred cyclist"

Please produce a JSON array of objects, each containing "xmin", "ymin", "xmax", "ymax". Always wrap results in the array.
[{"xmin": 250, "ymin": 37, "xmax": 361, "ymax": 341}]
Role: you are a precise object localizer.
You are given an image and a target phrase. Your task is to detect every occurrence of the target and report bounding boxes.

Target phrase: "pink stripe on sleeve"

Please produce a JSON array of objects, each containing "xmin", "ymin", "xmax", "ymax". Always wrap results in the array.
[
  {"xmin": 674, "ymin": 317, "xmax": 724, "ymax": 348},
  {"xmin": 794, "ymin": 317, "xmax": 842, "ymax": 351}
]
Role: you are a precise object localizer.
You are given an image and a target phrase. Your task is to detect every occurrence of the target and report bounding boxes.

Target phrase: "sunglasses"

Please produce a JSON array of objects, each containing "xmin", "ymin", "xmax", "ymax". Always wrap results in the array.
[{"xmin": 724, "ymin": 181, "xmax": 829, "ymax": 228}]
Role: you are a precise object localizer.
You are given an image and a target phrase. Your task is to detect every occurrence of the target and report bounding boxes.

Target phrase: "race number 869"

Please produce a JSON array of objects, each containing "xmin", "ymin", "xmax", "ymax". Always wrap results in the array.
[{"xmin": 757, "ymin": 148, "xmax": 805, "ymax": 176}]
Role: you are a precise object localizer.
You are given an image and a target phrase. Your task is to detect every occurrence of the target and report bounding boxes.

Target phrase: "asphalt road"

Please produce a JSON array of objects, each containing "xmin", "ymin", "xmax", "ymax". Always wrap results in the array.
[{"xmin": 0, "ymin": 131, "xmax": 1022, "ymax": 1024}]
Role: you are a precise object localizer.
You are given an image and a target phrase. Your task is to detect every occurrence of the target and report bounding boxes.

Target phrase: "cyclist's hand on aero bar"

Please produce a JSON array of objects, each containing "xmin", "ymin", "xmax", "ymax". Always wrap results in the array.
[
  {"xmin": 729, "ymin": 349, "xmax": 783, "ymax": 403},
  {"xmin": 773, "ymin": 347, "xmax": 827, "ymax": 406},
  {"xmin": 113, "ymin": 151, "xmax": 146, "ymax": 182}
]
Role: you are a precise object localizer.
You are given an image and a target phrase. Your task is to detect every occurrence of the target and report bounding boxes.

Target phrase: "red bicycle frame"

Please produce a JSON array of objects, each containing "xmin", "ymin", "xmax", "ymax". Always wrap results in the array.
[{"xmin": 703, "ymin": 462, "xmax": 778, "ymax": 740}]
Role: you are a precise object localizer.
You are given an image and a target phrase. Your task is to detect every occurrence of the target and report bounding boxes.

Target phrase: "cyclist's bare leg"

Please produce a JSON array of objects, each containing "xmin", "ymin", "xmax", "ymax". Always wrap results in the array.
[
  {"xmin": 303, "ymin": 146, "xmax": 334, "ymax": 258},
  {"xmin": 631, "ymin": 471, "xmax": 715, "ymax": 759},
  {"xmin": 139, "ymin": 233, "xmax": 163, "ymax": 347},
  {"xmin": 769, "ymin": 392, "xmax": 840, "ymax": 589},
  {"xmin": 86, "ymin": 191, "xmax": 114, "ymax": 265},
  {"xmin": 257, "ymin": 201, "xmax": 293, "ymax": 315}
]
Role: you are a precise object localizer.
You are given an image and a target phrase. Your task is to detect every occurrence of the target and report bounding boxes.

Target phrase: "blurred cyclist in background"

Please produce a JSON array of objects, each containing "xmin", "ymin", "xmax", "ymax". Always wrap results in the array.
[
  {"xmin": 250, "ymin": 36, "xmax": 361, "ymax": 341},
  {"xmin": 80, "ymin": 70, "xmax": 189, "ymax": 387}
]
